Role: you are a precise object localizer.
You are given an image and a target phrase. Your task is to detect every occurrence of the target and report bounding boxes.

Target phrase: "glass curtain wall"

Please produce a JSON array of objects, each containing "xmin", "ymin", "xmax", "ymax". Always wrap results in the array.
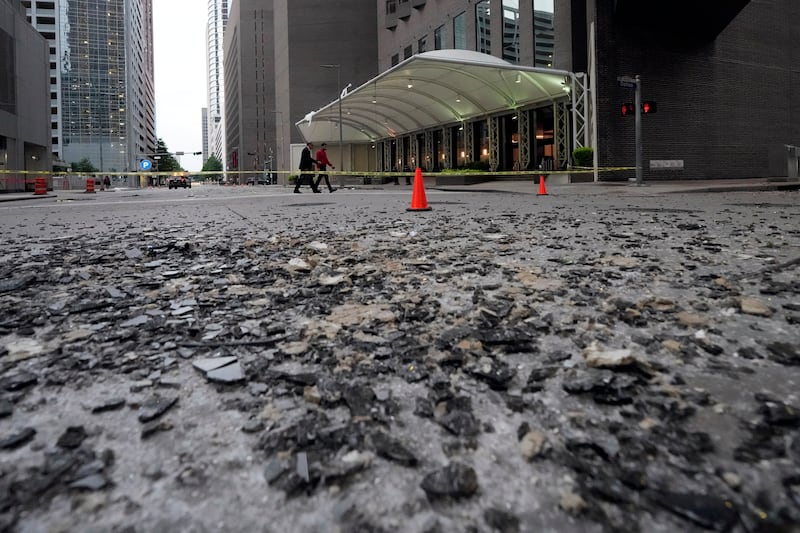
[
  {"xmin": 533, "ymin": 0, "xmax": 555, "ymax": 67},
  {"xmin": 60, "ymin": 0, "xmax": 127, "ymax": 172},
  {"xmin": 453, "ymin": 12, "xmax": 466, "ymax": 49},
  {"xmin": 434, "ymin": 25, "xmax": 446, "ymax": 50},
  {"xmin": 476, "ymin": 1, "xmax": 491, "ymax": 54},
  {"xmin": 502, "ymin": 0, "xmax": 520, "ymax": 63}
]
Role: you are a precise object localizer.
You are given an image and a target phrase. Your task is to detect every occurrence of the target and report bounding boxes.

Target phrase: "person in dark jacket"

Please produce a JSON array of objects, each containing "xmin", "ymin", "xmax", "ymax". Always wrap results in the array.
[{"xmin": 294, "ymin": 142, "xmax": 320, "ymax": 193}]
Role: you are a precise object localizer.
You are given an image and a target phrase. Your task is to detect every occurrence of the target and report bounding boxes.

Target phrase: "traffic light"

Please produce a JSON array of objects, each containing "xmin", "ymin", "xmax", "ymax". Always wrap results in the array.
[
  {"xmin": 621, "ymin": 102, "xmax": 635, "ymax": 116},
  {"xmin": 642, "ymin": 101, "xmax": 657, "ymax": 114},
  {"xmin": 193, "ymin": 151, "xmax": 202, "ymax": 155}
]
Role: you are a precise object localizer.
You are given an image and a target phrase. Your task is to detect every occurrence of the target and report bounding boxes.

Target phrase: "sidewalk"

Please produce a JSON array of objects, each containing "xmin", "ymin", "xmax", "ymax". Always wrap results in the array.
[
  {"xmin": 430, "ymin": 177, "xmax": 800, "ymax": 196},
  {"xmin": 1, "ymin": 178, "xmax": 798, "ymax": 202}
]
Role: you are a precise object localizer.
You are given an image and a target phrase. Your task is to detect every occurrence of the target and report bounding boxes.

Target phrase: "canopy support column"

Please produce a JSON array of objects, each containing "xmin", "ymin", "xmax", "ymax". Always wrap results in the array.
[
  {"xmin": 442, "ymin": 127, "xmax": 452, "ymax": 169},
  {"xmin": 555, "ymin": 99, "xmax": 570, "ymax": 170},
  {"xmin": 424, "ymin": 131, "xmax": 434, "ymax": 170},
  {"xmin": 382, "ymin": 140, "xmax": 392, "ymax": 171},
  {"xmin": 571, "ymin": 73, "xmax": 590, "ymax": 150},
  {"xmin": 518, "ymin": 109, "xmax": 530, "ymax": 170},
  {"xmin": 410, "ymin": 134, "xmax": 418, "ymax": 169},
  {"xmin": 465, "ymin": 121, "xmax": 474, "ymax": 164},
  {"xmin": 489, "ymin": 115, "xmax": 500, "ymax": 171}
]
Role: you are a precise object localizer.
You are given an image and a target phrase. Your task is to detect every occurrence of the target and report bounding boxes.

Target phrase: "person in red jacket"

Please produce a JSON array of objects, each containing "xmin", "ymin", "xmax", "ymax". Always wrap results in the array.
[{"xmin": 314, "ymin": 143, "xmax": 336, "ymax": 193}]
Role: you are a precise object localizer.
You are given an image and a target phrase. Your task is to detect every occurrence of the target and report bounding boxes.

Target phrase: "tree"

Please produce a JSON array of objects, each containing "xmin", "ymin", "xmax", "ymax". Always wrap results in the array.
[
  {"xmin": 71, "ymin": 157, "xmax": 98, "ymax": 173},
  {"xmin": 72, "ymin": 158, "xmax": 97, "ymax": 173},
  {"xmin": 153, "ymin": 138, "xmax": 183, "ymax": 172},
  {"xmin": 202, "ymin": 154, "xmax": 223, "ymax": 181}
]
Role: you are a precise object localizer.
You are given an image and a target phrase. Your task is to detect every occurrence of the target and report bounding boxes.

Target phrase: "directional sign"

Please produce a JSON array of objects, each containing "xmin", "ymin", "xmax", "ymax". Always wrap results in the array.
[
  {"xmin": 140, "ymin": 159, "xmax": 152, "ymax": 171},
  {"xmin": 617, "ymin": 76, "xmax": 636, "ymax": 88}
]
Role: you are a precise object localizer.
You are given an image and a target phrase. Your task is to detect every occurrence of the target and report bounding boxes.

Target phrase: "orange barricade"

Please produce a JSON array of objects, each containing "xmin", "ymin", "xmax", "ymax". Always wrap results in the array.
[
  {"xmin": 85, "ymin": 178, "xmax": 95, "ymax": 193},
  {"xmin": 34, "ymin": 176, "xmax": 47, "ymax": 195}
]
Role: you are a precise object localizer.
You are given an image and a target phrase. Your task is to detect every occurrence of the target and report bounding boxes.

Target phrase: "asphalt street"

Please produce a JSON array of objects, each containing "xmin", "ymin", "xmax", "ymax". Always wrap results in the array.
[{"xmin": 0, "ymin": 183, "xmax": 798, "ymax": 532}]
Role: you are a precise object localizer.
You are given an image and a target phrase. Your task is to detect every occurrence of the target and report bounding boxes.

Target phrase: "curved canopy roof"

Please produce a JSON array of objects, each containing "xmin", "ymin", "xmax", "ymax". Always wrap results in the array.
[{"xmin": 296, "ymin": 50, "xmax": 572, "ymax": 144}]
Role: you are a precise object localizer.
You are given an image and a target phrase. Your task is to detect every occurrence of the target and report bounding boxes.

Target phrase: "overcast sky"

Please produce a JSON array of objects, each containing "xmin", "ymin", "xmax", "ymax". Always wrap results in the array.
[{"xmin": 153, "ymin": 1, "xmax": 206, "ymax": 171}]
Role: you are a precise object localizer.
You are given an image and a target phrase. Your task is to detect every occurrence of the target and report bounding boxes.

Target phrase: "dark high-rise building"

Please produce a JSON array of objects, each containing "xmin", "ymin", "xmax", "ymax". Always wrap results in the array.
[
  {"xmin": 556, "ymin": 0, "xmax": 799, "ymax": 179},
  {"xmin": 0, "ymin": 0, "xmax": 51, "ymax": 192}
]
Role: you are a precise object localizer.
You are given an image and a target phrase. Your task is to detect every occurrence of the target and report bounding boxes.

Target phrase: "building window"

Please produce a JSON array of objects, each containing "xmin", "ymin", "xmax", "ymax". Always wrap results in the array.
[
  {"xmin": 453, "ymin": 12, "xmax": 466, "ymax": 49},
  {"xmin": 386, "ymin": 0, "xmax": 396, "ymax": 15},
  {"xmin": 404, "ymin": 45, "xmax": 413, "ymax": 59},
  {"xmin": 476, "ymin": 1, "xmax": 491, "ymax": 54},
  {"xmin": 533, "ymin": 0, "xmax": 555, "ymax": 68},
  {"xmin": 418, "ymin": 36, "xmax": 427, "ymax": 53},
  {"xmin": 502, "ymin": 0, "xmax": 520, "ymax": 63},
  {"xmin": 0, "ymin": 29, "xmax": 15, "ymax": 114},
  {"xmin": 434, "ymin": 25, "xmax": 446, "ymax": 50},
  {"xmin": 391, "ymin": 53, "xmax": 400, "ymax": 66}
]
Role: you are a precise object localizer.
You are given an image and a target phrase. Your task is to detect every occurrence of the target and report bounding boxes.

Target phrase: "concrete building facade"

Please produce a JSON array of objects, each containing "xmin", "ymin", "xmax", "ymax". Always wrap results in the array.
[
  {"xmin": 373, "ymin": 0, "xmax": 799, "ymax": 179},
  {"xmin": 23, "ymin": 0, "xmax": 156, "ymax": 176},
  {"xmin": 0, "ymin": 0, "xmax": 51, "ymax": 192},
  {"xmin": 201, "ymin": 107, "xmax": 209, "ymax": 164},
  {"xmin": 561, "ymin": 0, "xmax": 800, "ymax": 179},
  {"xmin": 223, "ymin": 0, "xmax": 378, "ymax": 181}
]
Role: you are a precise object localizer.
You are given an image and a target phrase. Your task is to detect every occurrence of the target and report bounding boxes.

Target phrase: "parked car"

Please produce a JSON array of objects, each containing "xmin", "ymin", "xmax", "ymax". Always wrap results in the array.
[
  {"xmin": 168, "ymin": 175, "xmax": 191, "ymax": 189},
  {"xmin": 246, "ymin": 176, "xmax": 272, "ymax": 185}
]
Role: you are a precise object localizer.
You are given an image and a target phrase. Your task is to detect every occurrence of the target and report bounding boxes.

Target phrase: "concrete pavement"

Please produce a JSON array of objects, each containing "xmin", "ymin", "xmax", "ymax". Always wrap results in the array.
[{"xmin": 1, "ymin": 177, "xmax": 798, "ymax": 202}]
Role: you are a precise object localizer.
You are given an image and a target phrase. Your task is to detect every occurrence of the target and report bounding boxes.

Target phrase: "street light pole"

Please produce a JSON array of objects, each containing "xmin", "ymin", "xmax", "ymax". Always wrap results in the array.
[
  {"xmin": 320, "ymin": 64, "xmax": 344, "ymax": 185},
  {"xmin": 267, "ymin": 110, "xmax": 284, "ymax": 186}
]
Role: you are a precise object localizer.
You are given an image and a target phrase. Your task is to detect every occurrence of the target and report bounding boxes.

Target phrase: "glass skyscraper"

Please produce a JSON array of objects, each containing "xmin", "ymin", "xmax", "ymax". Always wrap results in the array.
[
  {"xmin": 24, "ymin": 0, "xmax": 155, "ymax": 174},
  {"xmin": 206, "ymin": 0, "xmax": 227, "ymax": 163}
]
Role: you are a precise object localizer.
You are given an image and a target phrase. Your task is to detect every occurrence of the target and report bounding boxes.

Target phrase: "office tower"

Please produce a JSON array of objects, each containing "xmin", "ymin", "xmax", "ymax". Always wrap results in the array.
[
  {"xmin": 24, "ymin": 0, "xmax": 156, "ymax": 174},
  {"xmin": 206, "ymin": 0, "xmax": 227, "ymax": 164},
  {"xmin": 224, "ymin": 0, "xmax": 378, "ymax": 178}
]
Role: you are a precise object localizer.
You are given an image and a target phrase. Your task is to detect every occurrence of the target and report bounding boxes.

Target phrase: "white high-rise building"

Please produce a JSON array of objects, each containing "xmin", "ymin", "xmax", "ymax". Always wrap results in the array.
[
  {"xmin": 23, "ymin": 0, "xmax": 156, "ymax": 175},
  {"xmin": 206, "ymin": 0, "xmax": 227, "ymax": 164}
]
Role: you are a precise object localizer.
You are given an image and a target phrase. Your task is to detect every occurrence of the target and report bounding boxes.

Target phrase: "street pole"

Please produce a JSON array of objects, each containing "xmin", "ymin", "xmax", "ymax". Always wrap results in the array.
[
  {"xmin": 338, "ymin": 67, "xmax": 343, "ymax": 184},
  {"xmin": 635, "ymin": 75, "xmax": 643, "ymax": 186}
]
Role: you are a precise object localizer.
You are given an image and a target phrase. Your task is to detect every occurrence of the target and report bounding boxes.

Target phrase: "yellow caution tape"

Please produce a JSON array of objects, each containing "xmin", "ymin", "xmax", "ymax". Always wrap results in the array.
[{"xmin": 0, "ymin": 167, "xmax": 636, "ymax": 177}]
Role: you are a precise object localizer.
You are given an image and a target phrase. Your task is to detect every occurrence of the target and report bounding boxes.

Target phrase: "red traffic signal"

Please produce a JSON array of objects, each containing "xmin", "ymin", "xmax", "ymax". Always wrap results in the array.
[
  {"xmin": 621, "ymin": 102, "xmax": 635, "ymax": 116},
  {"xmin": 642, "ymin": 101, "xmax": 657, "ymax": 113}
]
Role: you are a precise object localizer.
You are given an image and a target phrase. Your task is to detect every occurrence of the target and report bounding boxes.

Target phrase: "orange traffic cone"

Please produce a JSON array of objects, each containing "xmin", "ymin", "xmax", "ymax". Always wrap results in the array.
[
  {"xmin": 538, "ymin": 174, "xmax": 548, "ymax": 196},
  {"xmin": 407, "ymin": 168, "xmax": 432, "ymax": 211}
]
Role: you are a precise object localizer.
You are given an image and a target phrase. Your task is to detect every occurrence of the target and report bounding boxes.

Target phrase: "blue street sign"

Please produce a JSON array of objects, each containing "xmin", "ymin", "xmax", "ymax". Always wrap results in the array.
[{"xmin": 140, "ymin": 159, "xmax": 152, "ymax": 171}]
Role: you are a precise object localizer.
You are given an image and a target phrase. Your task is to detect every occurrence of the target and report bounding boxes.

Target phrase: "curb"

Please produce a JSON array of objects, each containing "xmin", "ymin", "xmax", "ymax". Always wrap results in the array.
[{"xmin": 0, "ymin": 194, "xmax": 57, "ymax": 203}]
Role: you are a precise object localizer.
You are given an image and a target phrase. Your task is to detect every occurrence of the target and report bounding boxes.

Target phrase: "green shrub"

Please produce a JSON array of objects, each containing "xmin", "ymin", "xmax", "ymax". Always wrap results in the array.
[
  {"xmin": 440, "ymin": 168, "xmax": 486, "ymax": 174},
  {"xmin": 572, "ymin": 147, "xmax": 594, "ymax": 167},
  {"xmin": 464, "ymin": 160, "xmax": 491, "ymax": 171}
]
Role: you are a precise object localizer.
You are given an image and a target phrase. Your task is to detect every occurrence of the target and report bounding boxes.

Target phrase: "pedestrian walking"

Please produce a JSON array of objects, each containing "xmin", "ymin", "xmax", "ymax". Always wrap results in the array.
[
  {"xmin": 103, "ymin": 175, "xmax": 111, "ymax": 190},
  {"xmin": 294, "ymin": 142, "xmax": 320, "ymax": 194},
  {"xmin": 314, "ymin": 143, "xmax": 337, "ymax": 193}
]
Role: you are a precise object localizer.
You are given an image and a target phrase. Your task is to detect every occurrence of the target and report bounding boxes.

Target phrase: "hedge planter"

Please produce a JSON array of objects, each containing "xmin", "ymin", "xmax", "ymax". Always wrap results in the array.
[{"xmin": 434, "ymin": 174, "xmax": 493, "ymax": 186}]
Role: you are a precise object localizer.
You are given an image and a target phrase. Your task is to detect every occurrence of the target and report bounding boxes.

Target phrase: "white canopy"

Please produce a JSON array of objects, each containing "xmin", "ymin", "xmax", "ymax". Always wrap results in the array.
[{"xmin": 296, "ymin": 50, "xmax": 572, "ymax": 143}]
